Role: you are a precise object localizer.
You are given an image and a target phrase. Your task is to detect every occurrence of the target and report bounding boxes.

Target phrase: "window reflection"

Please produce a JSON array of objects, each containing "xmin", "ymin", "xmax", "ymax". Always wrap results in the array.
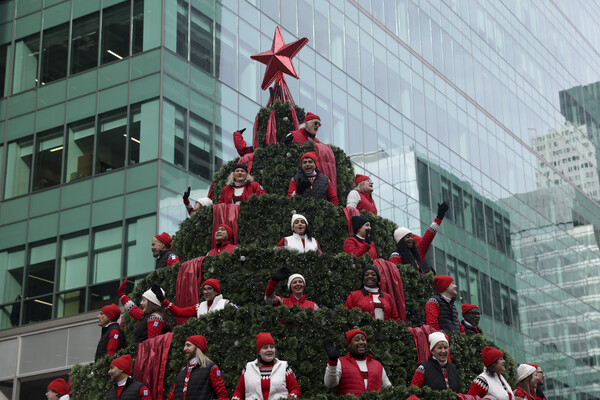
[
  {"xmin": 0, "ymin": 44, "xmax": 8, "ymax": 97},
  {"xmin": 132, "ymin": 0, "xmax": 144, "ymax": 55},
  {"xmin": 40, "ymin": 22, "xmax": 69, "ymax": 85},
  {"xmin": 96, "ymin": 108, "xmax": 127, "ymax": 173},
  {"xmin": 59, "ymin": 234, "xmax": 89, "ymax": 291},
  {"xmin": 176, "ymin": 0, "xmax": 189, "ymax": 59},
  {"xmin": 55, "ymin": 289, "xmax": 85, "ymax": 318},
  {"xmin": 101, "ymin": 2, "xmax": 130, "ymax": 64},
  {"xmin": 70, "ymin": 12, "xmax": 99, "ymax": 75},
  {"xmin": 26, "ymin": 242, "xmax": 56, "ymax": 298},
  {"xmin": 33, "ymin": 128, "xmax": 63, "ymax": 191},
  {"xmin": 91, "ymin": 225, "xmax": 122, "ymax": 284},
  {"xmin": 189, "ymin": 111, "xmax": 212, "ymax": 179},
  {"xmin": 4, "ymin": 137, "xmax": 33, "ymax": 198},
  {"xmin": 11, "ymin": 33, "xmax": 40, "ymax": 94},
  {"xmin": 190, "ymin": 6, "xmax": 213, "ymax": 73},
  {"xmin": 65, "ymin": 118, "xmax": 95, "ymax": 182}
]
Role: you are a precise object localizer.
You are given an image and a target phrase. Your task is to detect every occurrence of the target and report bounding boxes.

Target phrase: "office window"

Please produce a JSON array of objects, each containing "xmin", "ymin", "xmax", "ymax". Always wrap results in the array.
[
  {"xmin": 190, "ymin": 6, "xmax": 212, "ymax": 73},
  {"xmin": 33, "ymin": 128, "xmax": 64, "ymax": 191},
  {"xmin": 70, "ymin": 12, "xmax": 99, "ymax": 75},
  {"xmin": 0, "ymin": 247, "xmax": 25, "ymax": 328},
  {"xmin": 101, "ymin": 2, "xmax": 130, "ymax": 64},
  {"xmin": 4, "ymin": 136, "xmax": 33, "ymax": 198},
  {"xmin": 90, "ymin": 225, "xmax": 122, "ymax": 284},
  {"xmin": 65, "ymin": 117, "xmax": 95, "ymax": 182},
  {"xmin": 189, "ymin": 111, "xmax": 211, "ymax": 178},
  {"xmin": 132, "ymin": 0, "xmax": 144, "ymax": 54},
  {"xmin": 0, "ymin": 44, "xmax": 8, "ymax": 97},
  {"xmin": 96, "ymin": 107, "xmax": 127, "ymax": 173},
  {"xmin": 40, "ymin": 22, "xmax": 69, "ymax": 84},
  {"xmin": 125, "ymin": 215, "xmax": 156, "ymax": 276},
  {"xmin": 55, "ymin": 289, "xmax": 85, "ymax": 318},
  {"xmin": 59, "ymin": 233, "xmax": 89, "ymax": 291},
  {"xmin": 11, "ymin": 33, "xmax": 40, "ymax": 93},
  {"xmin": 176, "ymin": 0, "xmax": 189, "ymax": 58},
  {"xmin": 128, "ymin": 104, "xmax": 141, "ymax": 165},
  {"xmin": 23, "ymin": 241, "xmax": 56, "ymax": 324}
]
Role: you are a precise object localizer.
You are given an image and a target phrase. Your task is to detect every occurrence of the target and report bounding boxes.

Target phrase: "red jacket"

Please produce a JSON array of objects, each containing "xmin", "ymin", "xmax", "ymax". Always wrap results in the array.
[
  {"xmin": 344, "ymin": 289, "xmax": 400, "ymax": 321},
  {"xmin": 357, "ymin": 192, "xmax": 377, "ymax": 214},
  {"xmin": 337, "ymin": 353, "xmax": 383, "ymax": 396},
  {"xmin": 207, "ymin": 242, "xmax": 237, "ymax": 256},
  {"xmin": 218, "ymin": 182, "xmax": 265, "ymax": 204},
  {"xmin": 389, "ymin": 218, "xmax": 442, "ymax": 264},
  {"xmin": 343, "ymin": 236, "xmax": 378, "ymax": 259},
  {"xmin": 288, "ymin": 128, "xmax": 321, "ymax": 145},
  {"xmin": 233, "ymin": 131, "xmax": 253, "ymax": 156}
]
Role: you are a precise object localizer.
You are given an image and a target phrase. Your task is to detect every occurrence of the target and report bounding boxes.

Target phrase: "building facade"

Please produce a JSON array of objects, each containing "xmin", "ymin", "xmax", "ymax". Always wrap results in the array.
[{"xmin": 1, "ymin": 0, "xmax": 600, "ymax": 399}]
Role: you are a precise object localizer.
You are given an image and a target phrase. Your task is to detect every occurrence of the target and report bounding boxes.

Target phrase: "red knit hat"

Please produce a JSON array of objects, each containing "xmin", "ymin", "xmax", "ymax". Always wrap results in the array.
[
  {"xmin": 111, "ymin": 354, "xmax": 133, "ymax": 375},
  {"xmin": 47, "ymin": 378, "xmax": 69, "ymax": 395},
  {"xmin": 303, "ymin": 112, "xmax": 320, "ymax": 123},
  {"xmin": 301, "ymin": 152, "xmax": 319, "ymax": 168},
  {"xmin": 216, "ymin": 224, "xmax": 233, "ymax": 241},
  {"xmin": 101, "ymin": 304, "xmax": 121, "ymax": 322},
  {"xmin": 434, "ymin": 275, "xmax": 454, "ymax": 293},
  {"xmin": 524, "ymin": 362, "xmax": 539, "ymax": 369},
  {"xmin": 154, "ymin": 232, "xmax": 172, "ymax": 248},
  {"xmin": 201, "ymin": 278, "xmax": 221, "ymax": 294},
  {"xmin": 186, "ymin": 335, "xmax": 207, "ymax": 353},
  {"xmin": 256, "ymin": 332, "xmax": 276, "ymax": 353},
  {"xmin": 345, "ymin": 328, "xmax": 367, "ymax": 345},
  {"xmin": 482, "ymin": 346, "xmax": 503, "ymax": 367},
  {"xmin": 355, "ymin": 174, "xmax": 371, "ymax": 186},
  {"xmin": 461, "ymin": 304, "xmax": 479, "ymax": 316},
  {"xmin": 406, "ymin": 396, "xmax": 420, "ymax": 400}
]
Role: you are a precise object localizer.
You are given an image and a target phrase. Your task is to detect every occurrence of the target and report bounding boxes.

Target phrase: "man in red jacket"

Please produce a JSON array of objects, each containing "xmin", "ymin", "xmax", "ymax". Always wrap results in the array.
[
  {"xmin": 207, "ymin": 224, "xmax": 237, "ymax": 256},
  {"xmin": 323, "ymin": 328, "xmax": 392, "ymax": 396},
  {"xmin": 284, "ymin": 112, "xmax": 322, "ymax": 145},
  {"xmin": 287, "ymin": 152, "xmax": 338, "ymax": 205}
]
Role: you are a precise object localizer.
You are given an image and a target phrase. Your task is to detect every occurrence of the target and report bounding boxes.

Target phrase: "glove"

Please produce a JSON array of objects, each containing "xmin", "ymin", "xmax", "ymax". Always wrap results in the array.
[
  {"xmin": 436, "ymin": 201, "xmax": 449, "ymax": 220},
  {"xmin": 236, "ymin": 128, "xmax": 246, "ymax": 134},
  {"xmin": 183, "ymin": 187, "xmax": 191, "ymax": 202},
  {"xmin": 296, "ymin": 178, "xmax": 312, "ymax": 195},
  {"xmin": 323, "ymin": 338, "xmax": 339, "ymax": 362},
  {"xmin": 271, "ymin": 266, "xmax": 291, "ymax": 282},
  {"xmin": 269, "ymin": 87, "xmax": 275, "ymax": 104},
  {"xmin": 284, "ymin": 133, "xmax": 294, "ymax": 144},
  {"xmin": 151, "ymin": 284, "xmax": 165, "ymax": 303},
  {"xmin": 364, "ymin": 229, "xmax": 372, "ymax": 245},
  {"xmin": 118, "ymin": 279, "xmax": 128, "ymax": 298}
]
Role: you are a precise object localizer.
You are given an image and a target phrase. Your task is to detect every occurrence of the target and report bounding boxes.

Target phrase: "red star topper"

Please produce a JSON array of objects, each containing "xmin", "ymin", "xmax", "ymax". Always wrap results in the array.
[{"xmin": 251, "ymin": 27, "xmax": 308, "ymax": 90}]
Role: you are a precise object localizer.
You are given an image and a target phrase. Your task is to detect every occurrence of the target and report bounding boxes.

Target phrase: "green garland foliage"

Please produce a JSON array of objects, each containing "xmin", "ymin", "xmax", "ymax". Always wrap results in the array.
[{"xmin": 256, "ymin": 101, "xmax": 305, "ymax": 147}]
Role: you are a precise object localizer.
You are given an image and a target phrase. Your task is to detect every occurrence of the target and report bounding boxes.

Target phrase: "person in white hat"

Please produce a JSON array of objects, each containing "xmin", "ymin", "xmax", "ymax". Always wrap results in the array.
[
  {"xmin": 265, "ymin": 267, "xmax": 318, "ymax": 310},
  {"xmin": 513, "ymin": 364, "xmax": 539, "ymax": 400},
  {"xmin": 276, "ymin": 214, "xmax": 322, "ymax": 253},
  {"xmin": 182, "ymin": 186, "xmax": 213, "ymax": 216},
  {"xmin": 410, "ymin": 332, "xmax": 460, "ymax": 392}
]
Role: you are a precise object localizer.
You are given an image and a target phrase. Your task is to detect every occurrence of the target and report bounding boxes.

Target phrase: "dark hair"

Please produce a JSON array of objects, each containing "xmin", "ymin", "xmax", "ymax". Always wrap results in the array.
[
  {"xmin": 485, "ymin": 363, "xmax": 497, "ymax": 376},
  {"xmin": 305, "ymin": 226, "xmax": 313, "ymax": 240},
  {"xmin": 142, "ymin": 300, "xmax": 173, "ymax": 332},
  {"xmin": 395, "ymin": 239, "xmax": 433, "ymax": 274}
]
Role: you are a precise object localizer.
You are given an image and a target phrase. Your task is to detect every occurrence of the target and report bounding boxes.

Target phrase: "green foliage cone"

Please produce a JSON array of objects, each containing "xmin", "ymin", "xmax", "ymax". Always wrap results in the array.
[{"xmin": 70, "ymin": 101, "xmax": 518, "ymax": 400}]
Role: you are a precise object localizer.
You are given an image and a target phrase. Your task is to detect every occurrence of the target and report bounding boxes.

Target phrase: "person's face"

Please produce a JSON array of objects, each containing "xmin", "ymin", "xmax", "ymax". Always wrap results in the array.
[
  {"xmin": 305, "ymin": 119, "xmax": 321, "ymax": 135},
  {"xmin": 537, "ymin": 368, "xmax": 544, "ymax": 384},
  {"xmin": 494, "ymin": 357, "xmax": 506, "ymax": 374},
  {"xmin": 46, "ymin": 390, "xmax": 60, "ymax": 400},
  {"xmin": 464, "ymin": 308, "xmax": 481, "ymax": 326},
  {"xmin": 431, "ymin": 341, "xmax": 449, "ymax": 363},
  {"xmin": 97, "ymin": 311, "xmax": 112, "ymax": 327},
  {"xmin": 234, "ymin": 168, "xmax": 247, "ymax": 183},
  {"xmin": 361, "ymin": 180, "xmax": 374, "ymax": 194},
  {"xmin": 202, "ymin": 285, "xmax": 217, "ymax": 302},
  {"xmin": 108, "ymin": 365, "xmax": 124, "ymax": 382},
  {"xmin": 348, "ymin": 333, "xmax": 367, "ymax": 355},
  {"xmin": 183, "ymin": 341, "xmax": 197, "ymax": 361},
  {"xmin": 193, "ymin": 201, "xmax": 201, "ymax": 212},
  {"xmin": 214, "ymin": 226, "xmax": 229, "ymax": 243},
  {"xmin": 402, "ymin": 233, "xmax": 415, "ymax": 248},
  {"xmin": 302, "ymin": 158, "xmax": 316, "ymax": 174},
  {"xmin": 151, "ymin": 237, "xmax": 166, "ymax": 257},
  {"xmin": 258, "ymin": 344, "xmax": 276, "ymax": 363},
  {"xmin": 290, "ymin": 277, "xmax": 305, "ymax": 297},
  {"xmin": 444, "ymin": 282, "xmax": 458, "ymax": 298},
  {"xmin": 357, "ymin": 221, "xmax": 371, "ymax": 238},
  {"xmin": 140, "ymin": 297, "xmax": 149, "ymax": 313},
  {"xmin": 362, "ymin": 269, "xmax": 378, "ymax": 288},
  {"xmin": 292, "ymin": 218, "xmax": 307, "ymax": 235}
]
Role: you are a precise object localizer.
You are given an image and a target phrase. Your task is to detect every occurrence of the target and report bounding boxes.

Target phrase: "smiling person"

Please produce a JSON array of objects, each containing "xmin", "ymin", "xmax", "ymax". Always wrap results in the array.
[
  {"xmin": 207, "ymin": 224, "xmax": 238, "ymax": 256},
  {"xmin": 152, "ymin": 279, "xmax": 236, "ymax": 318},
  {"xmin": 276, "ymin": 214, "xmax": 322, "ymax": 253},
  {"xmin": 343, "ymin": 216, "xmax": 378, "ymax": 259},
  {"xmin": 513, "ymin": 364, "xmax": 539, "ymax": 400},
  {"xmin": 346, "ymin": 174, "xmax": 377, "ymax": 214},
  {"xmin": 461, "ymin": 304, "xmax": 483, "ymax": 335},
  {"xmin": 118, "ymin": 279, "xmax": 172, "ymax": 342},
  {"xmin": 46, "ymin": 378, "xmax": 70, "ymax": 400},
  {"xmin": 107, "ymin": 355, "xmax": 151, "ymax": 400},
  {"xmin": 218, "ymin": 163, "xmax": 265, "ymax": 204},
  {"xmin": 425, "ymin": 275, "xmax": 465, "ymax": 334},
  {"xmin": 285, "ymin": 112, "xmax": 322, "ymax": 145},
  {"xmin": 232, "ymin": 332, "xmax": 301, "ymax": 400},
  {"xmin": 344, "ymin": 266, "xmax": 399, "ymax": 321},
  {"xmin": 467, "ymin": 347, "xmax": 514, "ymax": 399},
  {"xmin": 95, "ymin": 304, "xmax": 125, "ymax": 361},
  {"xmin": 323, "ymin": 329, "xmax": 392, "ymax": 396},
  {"xmin": 287, "ymin": 152, "xmax": 339, "ymax": 205},
  {"xmin": 410, "ymin": 332, "xmax": 460, "ymax": 392},
  {"xmin": 265, "ymin": 267, "xmax": 318, "ymax": 310}
]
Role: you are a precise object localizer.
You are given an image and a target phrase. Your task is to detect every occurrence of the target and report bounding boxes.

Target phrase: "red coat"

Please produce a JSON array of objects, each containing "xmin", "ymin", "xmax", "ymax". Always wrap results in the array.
[
  {"xmin": 233, "ymin": 131, "xmax": 253, "ymax": 156},
  {"xmin": 344, "ymin": 289, "xmax": 400, "ymax": 321},
  {"xmin": 389, "ymin": 218, "xmax": 442, "ymax": 264},
  {"xmin": 343, "ymin": 236, "xmax": 378, "ymax": 259},
  {"xmin": 358, "ymin": 192, "xmax": 377, "ymax": 214},
  {"xmin": 218, "ymin": 182, "xmax": 265, "ymax": 204},
  {"xmin": 288, "ymin": 128, "xmax": 321, "ymax": 145},
  {"xmin": 337, "ymin": 353, "xmax": 383, "ymax": 396},
  {"xmin": 207, "ymin": 242, "xmax": 237, "ymax": 256}
]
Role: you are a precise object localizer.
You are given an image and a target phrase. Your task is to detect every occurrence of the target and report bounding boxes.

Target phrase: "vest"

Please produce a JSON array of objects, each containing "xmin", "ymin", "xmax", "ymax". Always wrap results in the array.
[
  {"xmin": 243, "ymin": 359, "xmax": 289, "ymax": 400},
  {"xmin": 358, "ymin": 192, "xmax": 377, "ymax": 214},
  {"xmin": 173, "ymin": 363, "xmax": 216, "ymax": 400},
  {"xmin": 462, "ymin": 320, "xmax": 483, "ymax": 335},
  {"xmin": 197, "ymin": 295, "xmax": 230, "ymax": 316},
  {"xmin": 283, "ymin": 233, "xmax": 319, "ymax": 252},
  {"xmin": 337, "ymin": 353, "xmax": 383, "ymax": 396},
  {"xmin": 421, "ymin": 356, "xmax": 460, "ymax": 392},
  {"xmin": 95, "ymin": 322, "xmax": 126, "ymax": 361},
  {"xmin": 433, "ymin": 293, "xmax": 461, "ymax": 333},
  {"xmin": 133, "ymin": 313, "xmax": 167, "ymax": 343},
  {"xmin": 107, "ymin": 377, "xmax": 145, "ymax": 400},
  {"xmin": 477, "ymin": 372, "xmax": 514, "ymax": 400},
  {"xmin": 156, "ymin": 248, "xmax": 176, "ymax": 269},
  {"xmin": 293, "ymin": 172, "xmax": 329, "ymax": 201}
]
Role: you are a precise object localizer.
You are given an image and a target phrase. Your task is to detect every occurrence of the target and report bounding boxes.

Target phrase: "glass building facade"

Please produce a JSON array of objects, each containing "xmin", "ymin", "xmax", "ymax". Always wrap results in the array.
[{"xmin": 1, "ymin": 0, "xmax": 600, "ymax": 398}]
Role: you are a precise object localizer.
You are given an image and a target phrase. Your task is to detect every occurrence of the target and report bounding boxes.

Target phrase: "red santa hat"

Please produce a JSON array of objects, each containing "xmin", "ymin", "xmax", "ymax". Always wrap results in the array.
[
  {"xmin": 186, "ymin": 335, "xmax": 207, "ymax": 353},
  {"xmin": 47, "ymin": 378, "xmax": 69, "ymax": 396},
  {"xmin": 256, "ymin": 332, "xmax": 276, "ymax": 353},
  {"xmin": 154, "ymin": 232, "xmax": 172, "ymax": 248},
  {"xmin": 101, "ymin": 304, "xmax": 121, "ymax": 322},
  {"xmin": 354, "ymin": 174, "xmax": 371, "ymax": 186},
  {"xmin": 111, "ymin": 354, "xmax": 133, "ymax": 375},
  {"xmin": 201, "ymin": 278, "xmax": 221, "ymax": 294},
  {"xmin": 216, "ymin": 224, "xmax": 233, "ymax": 241},
  {"xmin": 303, "ymin": 112, "xmax": 320, "ymax": 123},
  {"xmin": 482, "ymin": 346, "xmax": 503, "ymax": 367},
  {"xmin": 434, "ymin": 275, "xmax": 454, "ymax": 293},
  {"xmin": 461, "ymin": 304, "xmax": 479, "ymax": 316},
  {"xmin": 345, "ymin": 328, "xmax": 367, "ymax": 345},
  {"xmin": 406, "ymin": 396, "xmax": 421, "ymax": 400}
]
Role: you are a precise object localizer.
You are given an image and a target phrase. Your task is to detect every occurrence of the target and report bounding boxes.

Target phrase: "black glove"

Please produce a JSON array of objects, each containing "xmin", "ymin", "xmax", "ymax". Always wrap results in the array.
[
  {"xmin": 364, "ymin": 229, "xmax": 372, "ymax": 245},
  {"xmin": 323, "ymin": 339, "xmax": 339, "ymax": 362},
  {"xmin": 296, "ymin": 177, "xmax": 312, "ymax": 195},
  {"xmin": 284, "ymin": 133, "xmax": 294, "ymax": 144},
  {"xmin": 436, "ymin": 201, "xmax": 449, "ymax": 220},
  {"xmin": 151, "ymin": 284, "xmax": 165, "ymax": 303},
  {"xmin": 236, "ymin": 128, "xmax": 246, "ymax": 135},
  {"xmin": 183, "ymin": 187, "xmax": 191, "ymax": 202},
  {"xmin": 271, "ymin": 266, "xmax": 291, "ymax": 282}
]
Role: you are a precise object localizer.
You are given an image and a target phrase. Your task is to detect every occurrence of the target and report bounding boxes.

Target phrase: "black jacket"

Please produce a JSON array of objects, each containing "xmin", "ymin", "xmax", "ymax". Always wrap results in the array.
[
  {"xmin": 461, "ymin": 320, "xmax": 483, "ymax": 335},
  {"xmin": 293, "ymin": 171, "xmax": 329, "ymax": 201},
  {"xmin": 421, "ymin": 355, "xmax": 460, "ymax": 392},
  {"xmin": 107, "ymin": 377, "xmax": 146, "ymax": 400},
  {"xmin": 95, "ymin": 322, "xmax": 126, "ymax": 361},
  {"xmin": 433, "ymin": 293, "xmax": 461, "ymax": 333},
  {"xmin": 173, "ymin": 363, "xmax": 216, "ymax": 400}
]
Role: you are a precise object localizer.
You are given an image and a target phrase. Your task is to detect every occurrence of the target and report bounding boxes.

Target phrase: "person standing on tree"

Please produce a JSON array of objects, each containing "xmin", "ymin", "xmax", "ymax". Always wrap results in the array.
[
  {"xmin": 344, "ymin": 266, "xmax": 399, "ymax": 321},
  {"xmin": 284, "ymin": 112, "xmax": 322, "ymax": 145},
  {"xmin": 265, "ymin": 267, "xmax": 318, "ymax": 310},
  {"xmin": 461, "ymin": 304, "xmax": 483, "ymax": 335},
  {"xmin": 346, "ymin": 174, "xmax": 377, "ymax": 214},
  {"xmin": 276, "ymin": 214, "xmax": 322, "ymax": 253},
  {"xmin": 152, "ymin": 232, "xmax": 180, "ymax": 269},
  {"xmin": 207, "ymin": 224, "xmax": 237, "ymax": 256},
  {"xmin": 107, "ymin": 355, "xmax": 152, "ymax": 400},
  {"xmin": 287, "ymin": 152, "xmax": 338, "ymax": 205},
  {"xmin": 95, "ymin": 304, "xmax": 125, "ymax": 361},
  {"xmin": 218, "ymin": 163, "xmax": 265, "ymax": 204},
  {"xmin": 389, "ymin": 201, "xmax": 449, "ymax": 274},
  {"xmin": 467, "ymin": 347, "xmax": 514, "ymax": 399},
  {"xmin": 343, "ymin": 216, "xmax": 378, "ymax": 259},
  {"xmin": 410, "ymin": 332, "xmax": 460, "ymax": 392},
  {"xmin": 425, "ymin": 275, "xmax": 465, "ymax": 334},
  {"xmin": 182, "ymin": 186, "xmax": 212, "ymax": 216}
]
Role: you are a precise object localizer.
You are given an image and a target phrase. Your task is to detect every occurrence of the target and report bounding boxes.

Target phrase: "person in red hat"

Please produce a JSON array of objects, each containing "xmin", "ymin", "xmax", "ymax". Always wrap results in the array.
[
  {"xmin": 95, "ymin": 304, "xmax": 125, "ymax": 361},
  {"xmin": 467, "ymin": 346, "xmax": 514, "ymax": 399},
  {"xmin": 534, "ymin": 365, "xmax": 546, "ymax": 400},
  {"xmin": 425, "ymin": 275, "xmax": 465, "ymax": 334},
  {"xmin": 232, "ymin": 332, "xmax": 301, "ymax": 399},
  {"xmin": 152, "ymin": 232, "xmax": 180, "ymax": 269},
  {"xmin": 346, "ymin": 174, "xmax": 377, "ymax": 214},
  {"xmin": 46, "ymin": 378, "xmax": 70, "ymax": 400},
  {"xmin": 287, "ymin": 152, "xmax": 339, "ymax": 205},
  {"xmin": 151, "ymin": 279, "xmax": 236, "ymax": 319},
  {"xmin": 218, "ymin": 163, "xmax": 266, "ymax": 204},
  {"xmin": 107, "ymin": 354, "xmax": 152, "ymax": 400},
  {"xmin": 265, "ymin": 267, "xmax": 318, "ymax": 310},
  {"xmin": 118, "ymin": 279, "xmax": 172, "ymax": 342},
  {"xmin": 461, "ymin": 304, "xmax": 483, "ymax": 335},
  {"xmin": 284, "ymin": 112, "xmax": 323, "ymax": 145},
  {"xmin": 344, "ymin": 266, "xmax": 399, "ymax": 321},
  {"xmin": 323, "ymin": 328, "xmax": 391, "ymax": 396},
  {"xmin": 343, "ymin": 215, "xmax": 378, "ymax": 259},
  {"xmin": 166, "ymin": 335, "xmax": 228, "ymax": 400},
  {"xmin": 207, "ymin": 224, "xmax": 238, "ymax": 256}
]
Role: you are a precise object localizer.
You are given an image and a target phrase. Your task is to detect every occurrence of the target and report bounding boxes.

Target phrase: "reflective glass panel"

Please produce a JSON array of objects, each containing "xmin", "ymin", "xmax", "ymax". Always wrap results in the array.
[
  {"xmin": 22, "ymin": 295, "xmax": 53, "ymax": 324},
  {"xmin": 40, "ymin": 22, "xmax": 68, "ymax": 84},
  {"xmin": 101, "ymin": 2, "xmax": 130, "ymax": 64},
  {"xmin": 59, "ymin": 233, "xmax": 89, "ymax": 291},
  {"xmin": 88, "ymin": 280, "xmax": 119, "ymax": 311},
  {"xmin": 125, "ymin": 215, "xmax": 156, "ymax": 276},
  {"xmin": 55, "ymin": 289, "xmax": 85, "ymax": 318},
  {"xmin": 0, "ymin": 247, "xmax": 24, "ymax": 324},
  {"xmin": 176, "ymin": 0, "xmax": 189, "ymax": 58},
  {"xmin": 132, "ymin": 0, "xmax": 144, "ymax": 54},
  {"xmin": 90, "ymin": 225, "xmax": 122, "ymax": 284},
  {"xmin": 33, "ymin": 128, "xmax": 64, "ymax": 191},
  {"xmin": 26, "ymin": 241, "xmax": 56, "ymax": 297},
  {"xmin": 11, "ymin": 33, "xmax": 40, "ymax": 94},
  {"xmin": 96, "ymin": 107, "xmax": 127, "ymax": 173},
  {"xmin": 70, "ymin": 12, "xmax": 99, "ymax": 75},
  {"xmin": 190, "ymin": 6, "xmax": 212, "ymax": 73},
  {"xmin": 0, "ymin": 44, "xmax": 8, "ymax": 97},
  {"xmin": 65, "ymin": 117, "xmax": 95, "ymax": 182},
  {"xmin": 189, "ymin": 111, "xmax": 211, "ymax": 178},
  {"xmin": 4, "ymin": 136, "xmax": 33, "ymax": 198}
]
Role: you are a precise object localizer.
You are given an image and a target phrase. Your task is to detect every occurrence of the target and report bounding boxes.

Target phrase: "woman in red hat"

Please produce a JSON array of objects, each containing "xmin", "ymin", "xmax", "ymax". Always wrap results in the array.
[
  {"xmin": 346, "ymin": 174, "xmax": 377, "ymax": 214},
  {"xmin": 46, "ymin": 378, "xmax": 70, "ymax": 400},
  {"xmin": 344, "ymin": 266, "xmax": 399, "ymax": 321},
  {"xmin": 218, "ymin": 163, "xmax": 265, "ymax": 204},
  {"xmin": 232, "ymin": 332, "xmax": 301, "ymax": 399},
  {"xmin": 467, "ymin": 346, "xmax": 514, "ymax": 399}
]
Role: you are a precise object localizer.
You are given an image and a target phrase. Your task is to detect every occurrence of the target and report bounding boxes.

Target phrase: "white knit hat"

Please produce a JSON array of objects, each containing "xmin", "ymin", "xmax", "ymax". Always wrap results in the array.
[
  {"xmin": 197, "ymin": 197, "xmax": 213, "ymax": 207},
  {"xmin": 291, "ymin": 214, "xmax": 308, "ymax": 229},
  {"xmin": 287, "ymin": 273, "xmax": 305, "ymax": 290},
  {"xmin": 143, "ymin": 288, "xmax": 164, "ymax": 306},
  {"xmin": 428, "ymin": 331, "xmax": 448, "ymax": 351},
  {"xmin": 393, "ymin": 227, "xmax": 411, "ymax": 243},
  {"xmin": 517, "ymin": 364, "xmax": 536, "ymax": 382}
]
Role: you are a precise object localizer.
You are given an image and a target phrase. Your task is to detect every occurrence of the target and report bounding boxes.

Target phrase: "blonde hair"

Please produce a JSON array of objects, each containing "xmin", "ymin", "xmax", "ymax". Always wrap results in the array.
[
  {"xmin": 196, "ymin": 348, "xmax": 213, "ymax": 368},
  {"xmin": 225, "ymin": 171, "xmax": 255, "ymax": 187}
]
